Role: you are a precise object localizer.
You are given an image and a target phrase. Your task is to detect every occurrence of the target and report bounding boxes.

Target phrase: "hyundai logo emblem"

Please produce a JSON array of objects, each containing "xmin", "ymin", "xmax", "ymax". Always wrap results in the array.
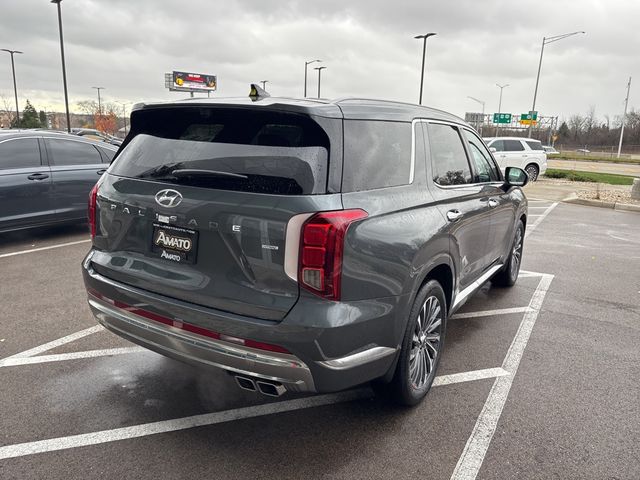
[{"xmin": 155, "ymin": 189, "xmax": 183, "ymax": 208}]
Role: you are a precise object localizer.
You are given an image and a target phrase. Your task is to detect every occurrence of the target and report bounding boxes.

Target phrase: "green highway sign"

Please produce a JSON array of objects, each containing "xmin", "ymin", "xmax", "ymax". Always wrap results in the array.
[
  {"xmin": 520, "ymin": 112, "xmax": 538, "ymax": 121},
  {"xmin": 493, "ymin": 113, "xmax": 512, "ymax": 124}
]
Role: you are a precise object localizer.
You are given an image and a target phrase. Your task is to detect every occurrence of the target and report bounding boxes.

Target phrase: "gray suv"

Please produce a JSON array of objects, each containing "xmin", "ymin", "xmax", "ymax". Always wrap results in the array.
[{"xmin": 82, "ymin": 92, "xmax": 528, "ymax": 405}]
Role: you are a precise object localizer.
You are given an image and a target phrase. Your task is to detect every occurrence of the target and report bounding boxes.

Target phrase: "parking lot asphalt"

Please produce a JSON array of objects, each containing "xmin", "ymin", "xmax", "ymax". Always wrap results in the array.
[{"xmin": 1, "ymin": 200, "xmax": 638, "ymax": 480}]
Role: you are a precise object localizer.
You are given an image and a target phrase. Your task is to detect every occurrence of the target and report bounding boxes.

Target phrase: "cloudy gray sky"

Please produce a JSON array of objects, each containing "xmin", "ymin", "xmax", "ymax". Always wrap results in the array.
[{"xmin": 0, "ymin": 0, "xmax": 637, "ymax": 122}]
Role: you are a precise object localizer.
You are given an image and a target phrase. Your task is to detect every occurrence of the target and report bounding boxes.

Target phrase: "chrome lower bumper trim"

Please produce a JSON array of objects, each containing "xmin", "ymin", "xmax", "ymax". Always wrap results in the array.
[
  {"xmin": 88, "ymin": 297, "xmax": 316, "ymax": 392},
  {"xmin": 317, "ymin": 346, "xmax": 397, "ymax": 370}
]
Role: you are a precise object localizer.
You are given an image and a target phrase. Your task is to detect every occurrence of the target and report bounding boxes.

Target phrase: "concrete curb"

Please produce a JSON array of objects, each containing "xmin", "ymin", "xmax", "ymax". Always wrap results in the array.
[{"xmin": 563, "ymin": 193, "xmax": 640, "ymax": 212}]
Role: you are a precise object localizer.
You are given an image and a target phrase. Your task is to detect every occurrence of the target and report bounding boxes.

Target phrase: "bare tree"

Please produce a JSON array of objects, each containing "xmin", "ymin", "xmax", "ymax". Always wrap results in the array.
[
  {"xmin": 568, "ymin": 114, "xmax": 585, "ymax": 141},
  {"xmin": 0, "ymin": 92, "xmax": 16, "ymax": 127},
  {"xmin": 584, "ymin": 105, "xmax": 596, "ymax": 133}
]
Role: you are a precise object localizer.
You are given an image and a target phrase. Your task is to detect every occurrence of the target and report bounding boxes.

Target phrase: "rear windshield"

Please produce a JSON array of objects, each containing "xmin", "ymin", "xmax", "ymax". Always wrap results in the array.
[{"xmin": 109, "ymin": 107, "xmax": 330, "ymax": 195}]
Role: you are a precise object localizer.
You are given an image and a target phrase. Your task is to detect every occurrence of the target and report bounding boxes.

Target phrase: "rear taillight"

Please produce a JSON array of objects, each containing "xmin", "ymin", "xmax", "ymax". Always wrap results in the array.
[
  {"xmin": 88, "ymin": 183, "xmax": 98, "ymax": 239},
  {"xmin": 299, "ymin": 209, "xmax": 368, "ymax": 300}
]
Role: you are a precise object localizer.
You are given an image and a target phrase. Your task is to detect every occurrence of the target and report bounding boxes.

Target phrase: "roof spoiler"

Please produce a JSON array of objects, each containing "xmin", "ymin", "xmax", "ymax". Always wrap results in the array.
[{"xmin": 249, "ymin": 83, "xmax": 270, "ymax": 101}]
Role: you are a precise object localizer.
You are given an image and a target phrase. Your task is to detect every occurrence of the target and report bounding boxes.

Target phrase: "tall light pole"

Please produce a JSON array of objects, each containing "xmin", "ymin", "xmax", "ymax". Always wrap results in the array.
[
  {"xmin": 414, "ymin": 33, "xmax": 436, "ymax": 105},
  {"xmin": 528, "ymin": 31, "xmax": 585, "ymax": 138},
  {"xmin": 118, "ymin": 101, "xmax": 130, "ymax": 136},
  {"xmin": 467, "ymin": 96, "xmax": 485, "ymax": 135},
  {"xmin": 92, "ymin": 86, "xmax": 105, "ymax": 115},
  {"xmin": 495, "ymin": 83, "xmax": 509, "ymax": 136},
  {"xmin": 617, "ymin": 77, "xmax": 632, "ymax": 158},
  {"xmin": 51, "ymin": 0, "xmax": 71, "ymax": 133},
  {"xmin": 315, "ymin": 66, "xmax": 326, "ymax": 99},
  {"xmin": 260, "ymin": 80, "xmax": 268, "ymax": 90},
  {"xmin": 1, "ymin": 49, "xmax": 23, "ymax": 125},
  {"xmin": 304, "ymin": 59, "xmax": 321, "ymax": 97}
]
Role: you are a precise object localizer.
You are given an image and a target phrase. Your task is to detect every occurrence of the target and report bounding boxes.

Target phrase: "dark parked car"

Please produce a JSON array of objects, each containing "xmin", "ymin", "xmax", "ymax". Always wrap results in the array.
[
  {"xmin": 0, "ymin": 131, "xmax": 117, "ymax": 232},
  {"xmin": 82, "ymin": 92, "xmax": 528, "ymax": 405}
]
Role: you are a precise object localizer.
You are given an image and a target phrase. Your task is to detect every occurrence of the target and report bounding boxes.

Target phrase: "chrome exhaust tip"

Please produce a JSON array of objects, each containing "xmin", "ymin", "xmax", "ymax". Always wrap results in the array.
[
  {"xmin": 235, "ymin": 375, "xmax": 257, "ymax": 392},
  {"xmin": 256, "ymin": 380, "xmax": 286, "ymax": 397}
]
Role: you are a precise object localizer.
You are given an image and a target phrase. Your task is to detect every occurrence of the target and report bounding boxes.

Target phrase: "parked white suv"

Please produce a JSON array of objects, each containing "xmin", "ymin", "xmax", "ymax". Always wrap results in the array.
[{"xmin": 483, "ymin": 137, "xmax": 547, "ymax": 181}]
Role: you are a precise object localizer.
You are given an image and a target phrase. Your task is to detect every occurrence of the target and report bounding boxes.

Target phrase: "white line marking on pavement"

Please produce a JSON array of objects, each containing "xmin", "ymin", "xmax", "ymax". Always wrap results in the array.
[
  {"xmin": 0, "ymin": 366, "xmax": 510, "ymax": 459},
  {"xmin": 432, "ymin": 368, "xmax": 509, "ymax": 387},
  {"xmin": 450, "ymin": 273, "xmax": 554, "ymax": 480},
  {"xmin": 0, "ymin": 239, "xmax": 91, "ymax": 259},
  {"xmin": 525, "ymin": 202, "xmax": 558, "ymax": 238},
  {"xmin": 451, "ymin": 307, "xmax": 531, "ymax": 320},
  {"xmin": 1, "ymin": 325, "xmax": 103, "ymax": 361},
  {"xmin": 528, "ymin": 206, "xmax": 551, "ymax": 209},
  {"xmin": 0, "ymin": 347, "xmax": 145, "ymax": 367}
]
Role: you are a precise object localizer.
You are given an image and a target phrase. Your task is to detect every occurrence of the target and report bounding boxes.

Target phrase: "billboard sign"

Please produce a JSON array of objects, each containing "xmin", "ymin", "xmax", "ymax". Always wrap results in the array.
[{"xmin": 170, "ymin": 71, "xmax": 217, "ymax": 92}]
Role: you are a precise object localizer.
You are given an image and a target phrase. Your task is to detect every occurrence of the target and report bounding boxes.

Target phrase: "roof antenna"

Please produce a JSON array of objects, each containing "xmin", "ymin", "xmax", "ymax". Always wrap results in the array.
[{"xmin": 249, "ymin": 83, "xmax": 270, "ymax": 101}]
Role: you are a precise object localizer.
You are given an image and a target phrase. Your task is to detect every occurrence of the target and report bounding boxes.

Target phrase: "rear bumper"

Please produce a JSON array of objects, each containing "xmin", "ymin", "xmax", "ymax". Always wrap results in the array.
[
  {"xmin": 82, "ymin": 252, "xmax": 404, "ymax": 393},
  {"xmin": 88, "ymin": 294, "xmax": 316, "ymax": 391}
]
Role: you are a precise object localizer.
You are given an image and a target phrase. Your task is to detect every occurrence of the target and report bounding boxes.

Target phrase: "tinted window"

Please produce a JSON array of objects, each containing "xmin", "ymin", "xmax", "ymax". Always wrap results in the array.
[
  {"xmin": 110, "ymin": 108, "xmax": 330, "ymax": 195},
  {"xmin": 0, "ymin": 138, "xmax": 41, "ymax": 170},
  {"xmin": 489, "ymin": 139, "xmax": 505, "ymax": 152},
  {"xmin": 428, "ymin": 123, "xmax": 472, "ymax": 186},
  {"xmin": 463, "ymin": 130, "xmax": 500, "ymax": 182},
  {"xmin": 503, "ymin": 140, "xmax": 524, "ymax": 151},
  {"xmin": 47, "ymin": 139, "xmax": 103, "ymax": 166},
  {"xmin": 98, "ymin": 147, "xmax": 116, "ymax": 162},
  {"xmin": 525, "ymin": 140, "xmax": 543, "ymax": 151},
  {"xmin": 342, "ymin": 120, "xmax": 412, "ymax": 191}
]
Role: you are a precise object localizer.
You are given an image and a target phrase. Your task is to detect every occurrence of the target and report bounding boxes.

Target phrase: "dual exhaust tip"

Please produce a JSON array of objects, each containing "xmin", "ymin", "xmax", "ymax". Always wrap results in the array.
[{"xmin": 235, "ymin": 375, "xmax": 286, "ymax": 397}]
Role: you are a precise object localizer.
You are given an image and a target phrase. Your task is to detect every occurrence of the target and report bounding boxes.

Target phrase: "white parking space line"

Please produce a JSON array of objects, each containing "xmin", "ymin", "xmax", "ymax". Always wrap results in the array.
[
  {"xmin": 525, "ymin": 202, "xmax": 558, "ymax": 238},
  {"xmin": 432, "ymin": 368, "xmax": 509, "ymax": 386},
  {"xmin": 451, "ymin": 307, "xmax": 531, "ymax": 320},
  {"xmin": 0, "ymin": 366, "xmax": 510, "ymax": 460},
  {"xmin": 0, "ymin": 347, "xmax": 145, "ymax": 367},
  {"xmin": 1, "ymin": 325, "xmax": 103, "ymax": 361},
  {"xmin": 0, "ymin": 239, "xmax": 91, "ymax": 259},
  {"xmin": 450, "ymin": 273, "xmax": 554, "ymax": 480}
]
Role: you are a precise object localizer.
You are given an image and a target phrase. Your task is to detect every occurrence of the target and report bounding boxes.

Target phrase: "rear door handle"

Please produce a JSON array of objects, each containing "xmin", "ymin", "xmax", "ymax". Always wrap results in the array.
[
  {"xmin": 97, "ymin": 169, "xmax": 107, "ymax": 175},
  {"xmin": 446, "ymin": 210, "xmax": 463, "ymax": 222},
  {"xmin": 27, "ymin": 173, "xmax": 49, "ymax": 181},
  {"xmin": 488, "ymin": 199, "xmax": 499, "ymax": 208}
]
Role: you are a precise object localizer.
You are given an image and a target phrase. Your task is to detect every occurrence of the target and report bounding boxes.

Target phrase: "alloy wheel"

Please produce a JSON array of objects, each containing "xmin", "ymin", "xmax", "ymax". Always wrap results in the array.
[
  {"xmin": 409, "ymin": 295, "xmax": 442, "ymax": 389},
  {"xmin": 510, "ymin": 227, "xmax": 523, "ymax": 277}
]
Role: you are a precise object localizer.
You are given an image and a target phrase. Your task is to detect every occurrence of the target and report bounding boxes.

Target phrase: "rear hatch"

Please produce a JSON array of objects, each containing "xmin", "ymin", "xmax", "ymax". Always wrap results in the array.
[{"xmin": 90, "ymin": 105, "xmax": 342, "ymax": 321}]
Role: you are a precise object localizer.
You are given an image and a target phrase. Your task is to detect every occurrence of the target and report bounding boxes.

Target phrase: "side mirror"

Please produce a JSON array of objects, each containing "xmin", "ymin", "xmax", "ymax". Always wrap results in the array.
[
  {"xmin": 489, "ymin": 147, "xmax": 497, "ymax": 153},
  {"xmin": 505, "ymin": 166, "xmax": 529, "ymax": 187}
]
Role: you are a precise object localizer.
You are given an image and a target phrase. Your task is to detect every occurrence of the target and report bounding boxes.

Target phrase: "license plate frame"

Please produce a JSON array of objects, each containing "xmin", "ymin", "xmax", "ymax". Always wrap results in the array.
[{"xmin": 150, "ymin": 223, "xmax": 199, "ymax": 264}]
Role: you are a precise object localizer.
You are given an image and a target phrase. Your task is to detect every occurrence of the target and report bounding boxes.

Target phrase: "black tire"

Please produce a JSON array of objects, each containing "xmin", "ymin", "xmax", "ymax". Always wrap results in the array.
[
  {"xmin": 493, "ymin": 220, "xmax": 525, "ymax": 287},
  {"xmin": 525, "ymin": 163, "xmax": 539, "ymax": 182},
  {"xmin": 374, "ymin": 280, "xmax": 447, "ymax": 406}
]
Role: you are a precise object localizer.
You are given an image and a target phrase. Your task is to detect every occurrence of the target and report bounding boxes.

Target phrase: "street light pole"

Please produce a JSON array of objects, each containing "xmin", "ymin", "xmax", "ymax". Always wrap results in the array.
[
  {"xmin": 304, "ymin": 59, "xmax": 321, "ymax": 97},
  {"xmin": 617, "ymin": 76, "xmax": 632, "ymax": 158},
  {"xmin": 51, "ymin": 0, "xmax": 71, "ymax": 133},
  {"xmin": 528, "ymin": 31, "xmax": 585, "ymax": 138},
  {"xmin": 467, "ymin": 96, "xmax": 485, "ymax": 135},
  {"xmin": 118, "ymin": 102, "xmax": 130, "ymax": 135},
  {"xmin": 495, "ymin": 83, "xmax": 509, "ymax": 136},
  {"xmin": 1, "ymin": 49, "xmax": 23, "ymax": 124},
  {"xmin": 414, "ymin": 33, "xmax": 436, "ymax": 105},
  {"xmin": 260, "ymin": 80, "xmax": 268, "ymax": 90},
  {"xmin": 92, "ymin": 86, "xmax": 105, "ymax": 114},
  {"xmin": 315, "ymin": 66, "xmax": 326, "ymax": 99}
]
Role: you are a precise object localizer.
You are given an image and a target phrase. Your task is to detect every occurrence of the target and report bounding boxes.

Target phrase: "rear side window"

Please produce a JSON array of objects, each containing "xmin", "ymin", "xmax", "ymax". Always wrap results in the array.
[
  {"xmin": 0, "ymin": 138, "xmax": 41, "ymax": 169},
  {"xmin": 503, "ymin": 140, "xmax": 524, "ymax": 151},
  {"xmin": 428, "ymin": 123, "xmax": 472, "ymax": 186},
  {"xmin": 342, "ymin": 120, "xmax": 412, "ymax": 191},
  {"xmin": 46, "ymin": 139, "xmax": 103, "ymax": 166},
  {"xmin": 489, "ymin": 139, "xmax": 505, "ymax": 151},
  {"xmin": 525, "ymin": 140, "xmax": 543, "ymax": 151},
  {"xmin": 110, "ymin": 108, "xmax": 330, "ymax": 195}
]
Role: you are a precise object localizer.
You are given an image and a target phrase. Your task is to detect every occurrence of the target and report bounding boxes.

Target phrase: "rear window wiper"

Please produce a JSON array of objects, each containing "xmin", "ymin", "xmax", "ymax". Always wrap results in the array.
[{"xmin": 170, "ymin": 169, "xmax": 248, "ymax": 180}]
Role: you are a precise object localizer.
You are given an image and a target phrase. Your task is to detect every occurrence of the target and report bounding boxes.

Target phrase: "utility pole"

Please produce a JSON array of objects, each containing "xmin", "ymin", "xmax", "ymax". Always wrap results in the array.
[
  {"xmin": 495, "ymin": 83, "xmax": 509, "ymax": 136},
  {"xmin": 51, "ymin": 0, "xmax": 71, "ymax": 132},
  {"xmin": 315, "ymin": 66, "xmax": 326, "ymax": 99},
  {"xmin": 414, "ymin": 33, "xmax": 437, "ymax": 105},
  {"xmin": 92, "ymin": 86, "xmax": 105, "ymax": 114},
  {"xmin": 617, "ymin": 77, "xmax": 632, "ymax": 158}
]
